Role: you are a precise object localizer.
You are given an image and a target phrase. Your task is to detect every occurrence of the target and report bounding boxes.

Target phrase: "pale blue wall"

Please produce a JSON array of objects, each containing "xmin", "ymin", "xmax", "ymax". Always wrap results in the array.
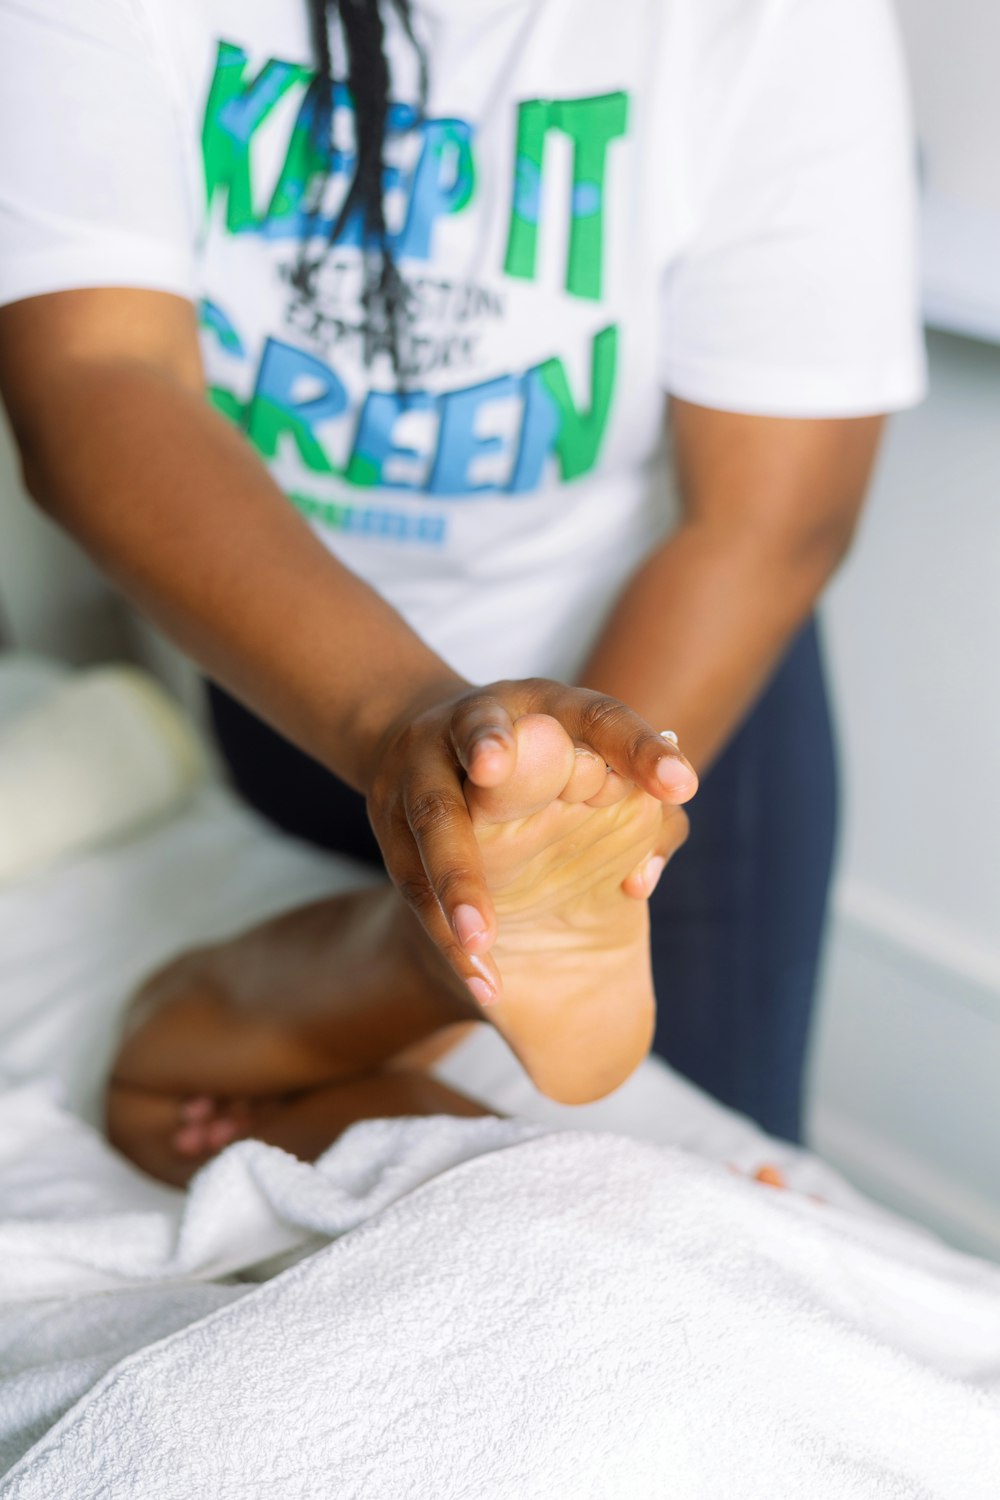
[{"xmin": 812, "ymin": 330, "xmax": 1000, "ymax": 1256}]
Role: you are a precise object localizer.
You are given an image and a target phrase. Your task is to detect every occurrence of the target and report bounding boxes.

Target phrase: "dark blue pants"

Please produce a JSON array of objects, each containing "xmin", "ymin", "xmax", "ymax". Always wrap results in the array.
[
  {"xmin": 647, "ymin": 619, "xmax": 838, "ymax": 1142},
  {"xmin": 207, "ymin": 618, "xmax": 837, "ymax": 1144}
]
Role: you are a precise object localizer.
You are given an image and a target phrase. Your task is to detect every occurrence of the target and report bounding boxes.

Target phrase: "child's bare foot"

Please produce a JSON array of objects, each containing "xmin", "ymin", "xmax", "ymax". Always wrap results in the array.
[
  {"xmin": 105, "ymin": 1083, "xmax": 253, "ymax": 1187},
  {"xmin": 106, "ymin": 1074, "xmax": 488, "ymax": 1190},
  {"xmin": 461, "ymin": 714, "xmax": 683, "ymax": 1105}
]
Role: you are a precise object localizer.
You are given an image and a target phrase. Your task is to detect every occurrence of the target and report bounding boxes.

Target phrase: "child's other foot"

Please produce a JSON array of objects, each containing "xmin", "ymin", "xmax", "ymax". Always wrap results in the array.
[
  {"xmin": 106, "ymin": 1075, "xmax": 489, "ymax": 1189},
  {"xmin": 465, "ymin": 714, "xmax": 684, "ymax": 1105},
  {"xmin": 106, "ymin": 1083, "xmax": 254, "ymax": 1187},
  {"xmin": 173, "ymin": 1094, "xmax": 251, "ymax": 1157}
]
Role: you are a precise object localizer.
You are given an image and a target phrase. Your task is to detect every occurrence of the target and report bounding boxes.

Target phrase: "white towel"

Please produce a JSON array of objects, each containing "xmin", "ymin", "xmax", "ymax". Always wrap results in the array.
[{"xmin": 2, "ymin": 1099, "xmax": 999, "ymax": 1498}]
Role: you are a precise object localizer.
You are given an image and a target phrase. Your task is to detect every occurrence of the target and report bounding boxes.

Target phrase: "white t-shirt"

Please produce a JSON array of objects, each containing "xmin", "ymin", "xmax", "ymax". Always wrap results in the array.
[{"xmin": 0, "ymin": 0, "xmax": 926, "ymax": 683}]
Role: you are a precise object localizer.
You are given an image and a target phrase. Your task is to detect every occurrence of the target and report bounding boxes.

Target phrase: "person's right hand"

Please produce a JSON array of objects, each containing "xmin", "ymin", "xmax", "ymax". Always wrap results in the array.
[{"xmin": 365, "ymin": 678, "xmax": 698, "ymax": 1007}]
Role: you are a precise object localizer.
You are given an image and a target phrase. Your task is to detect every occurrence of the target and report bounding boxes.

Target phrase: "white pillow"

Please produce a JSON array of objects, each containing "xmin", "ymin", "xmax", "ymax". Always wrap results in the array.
[
  {"xmin": 0, "ymin": 663, "xmax": 208, "ymax": 885},
  {"xmin": 0, "ymin": 652, "xmax": 69, "ymax": 726}
]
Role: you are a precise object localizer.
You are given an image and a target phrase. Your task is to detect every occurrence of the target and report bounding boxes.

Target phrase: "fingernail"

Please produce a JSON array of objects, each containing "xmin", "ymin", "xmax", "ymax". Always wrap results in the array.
[
  {"xmin": 453, "ymin": 903, "xmax": 488, "ymax": 949},
  {"xmin": 466, "ymin": 975, "xmax": 495, "ymax": 1008},
  {"xmin": 659, "ymin": 730, "xmax": 679, "ymax": 745},
  {"xmin": 656, "ymin": 757, "xmax": 698, "ymax": 798},
  {"xmin": 471, "ymin": 734, "xmax": 506, "ymax": 758},
  {"xmin": 643, "ymin": 855, "xmax": 666, "ymax": 895}
]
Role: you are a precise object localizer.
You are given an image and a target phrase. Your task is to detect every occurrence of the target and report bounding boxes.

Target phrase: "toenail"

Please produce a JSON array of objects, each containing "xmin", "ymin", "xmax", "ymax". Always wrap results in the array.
[
  {"xmin": 180, "ymin": 1096, "xmax": 214, "ymax": 1122},
  {"xmin": 453, "ymin": 904, "xmax": 488, "ymax": 949},
  {"xmin": 173, "ymin": 1126, "xmax": 204, "ymax": 1157}
]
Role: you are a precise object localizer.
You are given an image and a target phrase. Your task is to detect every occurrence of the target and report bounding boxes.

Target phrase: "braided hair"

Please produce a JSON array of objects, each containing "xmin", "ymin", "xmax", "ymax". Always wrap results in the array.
[{"xmin": 297, "ymin": 0, "xmax": 427, "ymax": 369}]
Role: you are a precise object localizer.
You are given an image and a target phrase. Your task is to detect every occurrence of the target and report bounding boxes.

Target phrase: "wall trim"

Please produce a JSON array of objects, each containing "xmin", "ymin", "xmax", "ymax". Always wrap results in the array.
[
  {"xmin": 833, "ymin": 879, "xmax": 1000, "ymax": 1022},
  {"xmin": 811, "ymin": 1104, "xmax": 1000, "ymax": 1262}
]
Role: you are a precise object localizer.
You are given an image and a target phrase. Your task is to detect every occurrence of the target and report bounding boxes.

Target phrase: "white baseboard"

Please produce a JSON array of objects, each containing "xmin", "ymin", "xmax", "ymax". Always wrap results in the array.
[
  {"xmin": 834, "ymin": 879, "xmax": 1000, "ymax": 1019},
  {"xmin": 811, "ymin": 881, "xmax": 1000, "ymax": 1262},
  {"xmin": 811, "ymin": 1104, "xmax": 1000, "ymax": 1262}
]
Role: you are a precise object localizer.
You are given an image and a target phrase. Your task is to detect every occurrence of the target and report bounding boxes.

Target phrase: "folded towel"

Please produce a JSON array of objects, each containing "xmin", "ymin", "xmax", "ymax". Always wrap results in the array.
[{"xmin": 0, "ymin": 666, "xmax": 207, "ymax": 885}]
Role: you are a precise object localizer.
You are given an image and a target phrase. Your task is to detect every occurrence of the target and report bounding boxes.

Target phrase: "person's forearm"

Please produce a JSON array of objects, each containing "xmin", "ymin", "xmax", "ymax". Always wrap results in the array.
[
  {"xmin": 14, "ymin": 361, "xmax": 462, "ymax": 791},
  {"xmin": 580, "ymin": 519, "xmax": 846, "ymax": 773},
  {"xmin": 1, "ymin": 291, "xmax": 699, "ymax": 997}
]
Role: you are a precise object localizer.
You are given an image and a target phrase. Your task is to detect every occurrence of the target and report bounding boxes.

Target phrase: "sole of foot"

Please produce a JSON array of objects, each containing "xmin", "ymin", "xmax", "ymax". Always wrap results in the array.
[{"xmin": 466, "ymin": 714, "xmax": 670, "ymax": 1105}]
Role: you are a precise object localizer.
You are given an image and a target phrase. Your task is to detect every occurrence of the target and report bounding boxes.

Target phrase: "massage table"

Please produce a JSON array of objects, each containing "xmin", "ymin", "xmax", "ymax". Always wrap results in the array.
[{"xmin": 0, "ymin": 655, "xmax": 997, "ymax": 1497}]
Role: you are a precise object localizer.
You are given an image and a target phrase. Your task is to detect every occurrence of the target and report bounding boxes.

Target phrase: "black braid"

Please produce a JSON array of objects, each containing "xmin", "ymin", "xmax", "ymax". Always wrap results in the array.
[{"xmin": 297, "ymin": 0, "xmax": 427, "ymax": 371}]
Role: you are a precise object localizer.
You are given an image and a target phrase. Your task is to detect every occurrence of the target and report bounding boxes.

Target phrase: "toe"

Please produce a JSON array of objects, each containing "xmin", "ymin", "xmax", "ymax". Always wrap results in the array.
[
  {"xmin": 178, "ymin": 1095, "xmax": 216, "ymax": 1124},
  {"xmin": 206, "ymin": 1117, "xmax": 242, "ymax": 1151},
  {"xmin": 560, "ymin": 746, "xmax": 608, "ymax": 804},
  {"xmin": 754, "ymin": 1164, "xmax": 788, "ymax": 1190},
  {"xmin": 466, "ymin": 714, "xmax": 576, "ymax": 824},
  {"xmin": 585, "ymin": 770, "xmax": 631, "ymax": 808},
  {"xmin": 622, "ymin": 853, "xmax": 667, "ymax": 900},
  {"xmin": 173, "ymin": 1123, "xmax": 211, "ymax": 1158}
]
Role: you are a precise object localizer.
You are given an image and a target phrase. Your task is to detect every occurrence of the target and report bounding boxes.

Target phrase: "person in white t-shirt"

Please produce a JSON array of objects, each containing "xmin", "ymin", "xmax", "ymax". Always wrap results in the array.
[{"xmin": 0, "ymin": 0, "xmax": 924, "ymax": 1140}]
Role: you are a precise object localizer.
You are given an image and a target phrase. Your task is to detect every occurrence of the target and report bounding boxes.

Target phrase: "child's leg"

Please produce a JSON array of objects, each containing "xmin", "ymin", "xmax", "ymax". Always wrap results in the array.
[
  {"xmin": 110, "ymin": 884, "xmax": 470, "ymax": 1099},
  {"xmin": 106, "ymin": 713, "xmax": 683, "ymax": 1182}
]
